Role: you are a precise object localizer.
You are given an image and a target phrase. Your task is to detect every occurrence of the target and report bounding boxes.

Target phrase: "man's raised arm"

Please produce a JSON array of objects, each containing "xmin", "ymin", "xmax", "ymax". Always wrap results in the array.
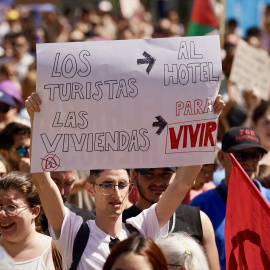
[
  {"xmin": 156, "ymin": 94, "xmax": 225, "ymax": 228},
  {"xmin": 155, "ymin": 165, "xmax": 202, "ymax": 228},
  {"xmin": 26, "ymin": 93, "xmax": 65, "ymax": 238}
]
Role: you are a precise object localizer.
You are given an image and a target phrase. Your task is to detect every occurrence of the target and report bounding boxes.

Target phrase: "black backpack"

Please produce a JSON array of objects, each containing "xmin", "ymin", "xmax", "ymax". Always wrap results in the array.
[{"xmin": 69, "ymin": 222, "xmax": 138, "ymax": 270}]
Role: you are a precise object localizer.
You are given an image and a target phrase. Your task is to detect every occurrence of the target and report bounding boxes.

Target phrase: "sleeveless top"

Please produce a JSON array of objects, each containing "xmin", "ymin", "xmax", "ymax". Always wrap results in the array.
[
  {"xmin": 14, "ymin": 244, "xmax": 55, "ymax": 270},
  {"xmin": 123, "ymin": 203, "xmax": 203, "ymax": 243}
]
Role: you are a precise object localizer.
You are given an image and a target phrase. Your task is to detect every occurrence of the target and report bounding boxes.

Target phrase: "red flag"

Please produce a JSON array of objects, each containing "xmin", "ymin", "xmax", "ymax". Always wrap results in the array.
[
  {"xmin": 225, "ymin": 154, "xmax": 270, "ymax": 269},
  {"xmin": 187, "ymin": 0, "xmax": 219, "ymax": 36}
]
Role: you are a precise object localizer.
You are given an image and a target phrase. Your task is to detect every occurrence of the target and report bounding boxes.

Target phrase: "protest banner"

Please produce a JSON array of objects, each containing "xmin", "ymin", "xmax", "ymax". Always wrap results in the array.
[
  {"xmin": 31, "ymin": 36, "xmax": 222, "ymax": 172},
  {"xmin": 230, "ymin": 39, "xmax": 270, "ymax": 100}
]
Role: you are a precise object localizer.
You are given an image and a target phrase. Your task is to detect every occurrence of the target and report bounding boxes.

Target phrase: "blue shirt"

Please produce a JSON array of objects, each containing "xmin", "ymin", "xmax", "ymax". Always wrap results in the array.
[{"xmin": 190, "ymin": 179, "xmax": 270, "ymax": 270}]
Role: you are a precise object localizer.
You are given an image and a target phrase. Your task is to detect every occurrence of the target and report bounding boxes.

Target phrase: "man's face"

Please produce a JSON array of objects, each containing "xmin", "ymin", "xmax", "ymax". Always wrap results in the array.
[
  {"xmin": 193, "ymin": 164, "xmax": 217, "ymax": 190},
  {"xmin": 12, "ymin": 36, "xmax": 28, "ymax": 59},
  {"xmin": 89, "ymin": 169, "xmax": 131, "ymax": 218},
  {"xmin": 50, "ymin": 171, "xmax": 77, "ymax": 202},
  {"xmin": 253, "ymin": 107, "xmax": 270, "ymax": 150},
  {"xmin": 134, "ymin": 168, "xmax": 175, "ymax": 205},
  {"xmin": 5, "ymin": 134, "xmax": 30, "ymax": 171},
  {"xmin": 0, "ymin": 102, "xmax": 17, "ymax": 123},
  {"xmin": 223, "ymin": 148, "xmax": 262, "ymax": 180}
]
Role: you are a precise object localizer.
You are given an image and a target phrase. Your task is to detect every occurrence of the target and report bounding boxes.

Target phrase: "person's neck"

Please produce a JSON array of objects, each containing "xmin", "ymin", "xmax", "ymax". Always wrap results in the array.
[
  {"xmin": 14, "ymin": 54, "xmax": 24, "ymax": 62},
  {"xmin": 223, "ymin": 176, "xmax": 229, "ymax": 187},
  {"xmin": 7, "ymin": 164, "xmax": 17, "ymax": 173},
  {"xmin": 262, "ymin": 143, "xmax": 270, "ymax": 152},
  {"xmin": 2, "ymin": 229, "xmax": 37, "ymax": 259},
  {"xmin": 136, "ymin": 198, "xmax": 153, "ymax": 211},
  {"xmin": 95, "ymin": 212, "xmax": 123, "ymax": 238}
]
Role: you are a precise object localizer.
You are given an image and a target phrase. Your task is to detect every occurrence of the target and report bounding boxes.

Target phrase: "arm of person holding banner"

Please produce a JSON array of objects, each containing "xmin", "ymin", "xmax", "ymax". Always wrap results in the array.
[
  {"xmin": 26, "ymin": 92, "xmax": 65, "ymax": 239},
  {"xmin": 155, "ymin": 94, "xmax": 225, "ymax": 228}
]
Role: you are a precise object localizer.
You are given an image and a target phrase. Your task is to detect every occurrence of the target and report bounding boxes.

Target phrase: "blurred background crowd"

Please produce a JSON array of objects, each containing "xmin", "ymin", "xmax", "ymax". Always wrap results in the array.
[
  {"xmin": 0, "ymin": 0, "xmax": 269, "ymax": 191},
  {"xmin": 1, "ymin": 1, "xmax": 270, "ymax": 269}
]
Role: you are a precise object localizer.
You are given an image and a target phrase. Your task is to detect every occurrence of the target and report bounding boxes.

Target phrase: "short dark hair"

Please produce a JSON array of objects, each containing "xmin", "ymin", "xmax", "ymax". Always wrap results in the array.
[
  {"xmin": 252, "ymin": 100, "xmax": 270, "ymax": 124},
  {"xmin": 89, "ymin": 169, "xmax": 130, "ymax": 183},
  {"xmin": 0, "ymin": 122, "xmax": 31, "ymax": 150},
  {"xmin": 103, "ymin": 235, "xmax": 168, "ymax": 270}
]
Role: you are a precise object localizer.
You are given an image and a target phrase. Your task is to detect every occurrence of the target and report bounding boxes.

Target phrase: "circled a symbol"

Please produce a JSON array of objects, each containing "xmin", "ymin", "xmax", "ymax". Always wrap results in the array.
[{"xmin": 41, "ymin": 154, "xmax": 61, "ymax": 172}]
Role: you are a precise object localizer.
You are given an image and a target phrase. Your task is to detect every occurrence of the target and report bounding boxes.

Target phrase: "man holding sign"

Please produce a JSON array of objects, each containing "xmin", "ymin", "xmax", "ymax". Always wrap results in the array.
[
  {"xmin": 26, "ymin": 36, "xmax": 225, "ymax": 269},
  {"xmin": 26, "ymin": 91, "xmax": 224, "ymax": 270}
]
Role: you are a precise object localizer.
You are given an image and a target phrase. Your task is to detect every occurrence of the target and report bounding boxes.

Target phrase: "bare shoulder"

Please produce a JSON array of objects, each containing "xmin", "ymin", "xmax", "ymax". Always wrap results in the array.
[{"xmin": 35, "ymin": 232, "xmax": 52, "ymax": 249}]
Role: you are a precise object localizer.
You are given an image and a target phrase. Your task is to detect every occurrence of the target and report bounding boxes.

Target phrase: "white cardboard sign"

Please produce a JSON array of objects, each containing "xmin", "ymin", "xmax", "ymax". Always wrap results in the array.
[
  {"xmin": 230, "ymin": 39, "xmax": 270, "ymax": 100},
  {"xmin": 31, "ymin": 36, "xmax": 222, "ymax": 172}
]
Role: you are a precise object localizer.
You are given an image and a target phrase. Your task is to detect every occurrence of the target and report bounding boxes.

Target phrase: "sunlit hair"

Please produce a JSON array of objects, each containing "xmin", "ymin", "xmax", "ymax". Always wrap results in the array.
[
  {"xmin": 252, "ymin": 100, "xmax": 270, "ymax": 124},
  {"xmin": 0, "ymin": 171, "xmax": 43, "ymax": 232},
  {"xmin": 103, "ymin": 235, "xmax": 168, "ymax": 270},
  {"xmin": 156, "ymin": 232, "xmax": 210, "ymax": 270}
]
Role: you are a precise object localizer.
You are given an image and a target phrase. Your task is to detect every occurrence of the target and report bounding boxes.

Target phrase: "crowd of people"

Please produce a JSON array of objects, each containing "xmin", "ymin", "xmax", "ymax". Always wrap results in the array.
[{"xmin": 0, "ymin": 1, "xmax": 270, "ymax": 270}]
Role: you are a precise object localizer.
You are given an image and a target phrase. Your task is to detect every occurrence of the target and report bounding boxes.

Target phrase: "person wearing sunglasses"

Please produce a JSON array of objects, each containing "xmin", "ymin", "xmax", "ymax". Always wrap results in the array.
[
  {"xmin": 190, "ymin": 127, "xmax": 270, "ymax": 270},
  {"xmin": 0, "ymin": 122, "xmax": 31, "ymax": 172}
]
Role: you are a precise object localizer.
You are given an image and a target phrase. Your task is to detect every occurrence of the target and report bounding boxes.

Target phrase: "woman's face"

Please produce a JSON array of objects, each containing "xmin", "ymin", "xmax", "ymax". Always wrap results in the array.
[
  {"xmin": 0, "ymin": 189, "xmax": 39, "ymax": 243},
  {"xmin": 112, "ymin": 251, "xmax": 153, "ymax": 270},
  {"xmin": 254, "ymin": 107, "xmax": 270, "ymax": 151}
]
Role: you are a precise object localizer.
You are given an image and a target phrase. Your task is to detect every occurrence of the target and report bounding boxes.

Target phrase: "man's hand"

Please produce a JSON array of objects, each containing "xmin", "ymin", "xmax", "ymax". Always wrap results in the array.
[
  {"xmin": 213, "ymin": 94, "xmax": 226, "ymax": 116},
  {"xmin": 25, "ymin": 92, "xmax": 42, "ymax": 123},
  {"xmin": 19, "ymin": 157, "xmax": 31, "ymax": 173}
]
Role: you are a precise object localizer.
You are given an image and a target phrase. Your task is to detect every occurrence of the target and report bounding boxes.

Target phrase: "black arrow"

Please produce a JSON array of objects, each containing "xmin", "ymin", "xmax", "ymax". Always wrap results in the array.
[
  {"xmin": 152, "ymin": 116, "xmax": 168, "ymax": 135},
  {"xmin": 137, "ymin": 51, "xmax": 156, "ymax": 74}
]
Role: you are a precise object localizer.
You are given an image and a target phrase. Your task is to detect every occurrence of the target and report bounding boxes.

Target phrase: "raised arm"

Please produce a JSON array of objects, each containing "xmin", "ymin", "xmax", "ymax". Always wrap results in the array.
[
  {"xmin": 26, "ymin": 92, "xmax": 65, "ymax": 238},
  {"xmin": 156, "ymin": 165, "xmax": 202, "ymax": 228},
  {"xmin": 156, "ymin": 95, "xmax": 225, "ymax": 228}
]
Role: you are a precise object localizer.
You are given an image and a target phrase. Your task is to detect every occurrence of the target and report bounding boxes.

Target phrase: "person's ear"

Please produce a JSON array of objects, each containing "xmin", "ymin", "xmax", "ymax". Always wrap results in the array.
[
  {"xmin": 85, "ymin": 181, "xmax": 95, "ymax": 197},
  {"xmin": 251, "ymin": 120, "xmax": 256, "ymax": 130},
  {"xmin": 9, "ymin": 107, "xmax": 18, "ymax": 116},
  {"xmin": 0, "ymin": 149, "xmax": 9, "ymax": 162},
  {"xmin": 132, "ymin": 170, "xmax": 138, "ymax": 188},
  {"xmin": 218, "ymin": 150, "xmax": 226, "ymax": 168},
  {"xmin": 31, "ymin": 205, "xmax": 40, "ymax": 219}
]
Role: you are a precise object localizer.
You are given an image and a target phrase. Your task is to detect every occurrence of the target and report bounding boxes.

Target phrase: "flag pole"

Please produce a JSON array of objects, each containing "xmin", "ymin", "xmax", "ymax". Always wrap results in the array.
[{"xmin": 219, "ymin": 0, "xmax": 226, "ymax": 50}]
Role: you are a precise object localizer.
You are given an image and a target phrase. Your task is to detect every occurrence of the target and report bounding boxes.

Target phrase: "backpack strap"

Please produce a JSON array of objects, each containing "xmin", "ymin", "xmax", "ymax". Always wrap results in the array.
[
  {"xmin": 215, "ymin": 184, "xmax": 227, "ymax": 204},
  {"xmin": 124, "ymin": 223, "xmax": 140, "ymax": 235},
  {"xmin": 69, "ymin": 223, "xmax": 90, "ymax": 270}
]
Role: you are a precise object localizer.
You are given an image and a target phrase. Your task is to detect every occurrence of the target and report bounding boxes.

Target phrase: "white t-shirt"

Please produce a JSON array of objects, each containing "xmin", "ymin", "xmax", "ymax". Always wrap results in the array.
[
  {"xmin": 0, "ymin": 246, "xmax": 14, "ymax": 270},
  {"xmin": 14, "ymin": 244, "xmax": 54, "ymax": 270},
  {"xmin": 49, "ymin": 203, "xmax": 168, "ymax": 270}
]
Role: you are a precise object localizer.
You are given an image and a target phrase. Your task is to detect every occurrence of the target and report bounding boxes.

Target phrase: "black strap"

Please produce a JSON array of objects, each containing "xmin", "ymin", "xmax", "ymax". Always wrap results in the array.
[
  {"xmin": 69, "ymin": 223, "xmax": 90, "ymax": 270},
  {"xmin": 215, "ymin": 185, "xmax": 227, "ymax": 204},
  {"xmin": 124, "ymin": 223, "xmax": 139, "ymax": 235}
]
